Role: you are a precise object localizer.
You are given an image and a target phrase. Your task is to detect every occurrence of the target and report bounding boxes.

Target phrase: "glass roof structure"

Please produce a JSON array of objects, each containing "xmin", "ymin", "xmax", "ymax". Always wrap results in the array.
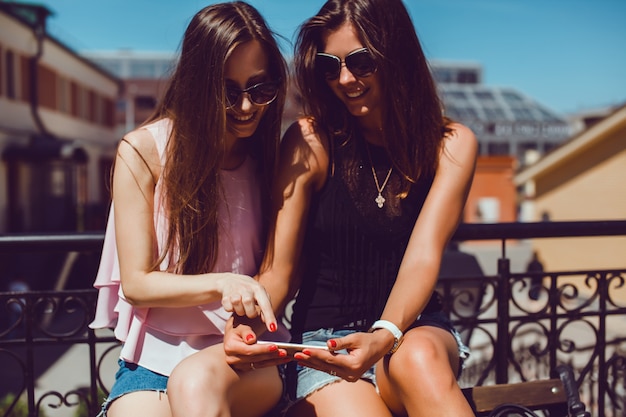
[{"xmin": 430, "ymin": 61, "xmax": 572, "ymax": 164}]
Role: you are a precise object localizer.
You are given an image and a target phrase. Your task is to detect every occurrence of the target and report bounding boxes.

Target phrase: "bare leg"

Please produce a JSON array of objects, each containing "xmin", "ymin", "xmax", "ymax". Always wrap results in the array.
[
  {"xmin": 286, "ymin": 378, "xmax": 393, "ymax": 417},
  {"xmin": 108, "ymin": 390, "xmax": 171, "ymax": 417},
  {"xmin": 168, "ymin": 343, "xmax": 282, "ymax": 417},
  {"xmin": 377, "ymin": 326, "xmax": 473, "ymax": 417}
]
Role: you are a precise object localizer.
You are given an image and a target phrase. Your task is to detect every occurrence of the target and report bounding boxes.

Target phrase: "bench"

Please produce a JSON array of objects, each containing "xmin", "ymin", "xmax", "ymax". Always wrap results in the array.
[
  {"xmin": 267, "ymin": 365, "xmax": 590, "ymax": 417},
  {"xmin": 461, "ymin": 365, "xmax": 591, "ymax": 416}
]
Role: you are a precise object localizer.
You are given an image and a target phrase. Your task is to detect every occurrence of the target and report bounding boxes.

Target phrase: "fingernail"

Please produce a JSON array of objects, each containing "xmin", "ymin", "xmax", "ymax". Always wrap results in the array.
[
  {"xmin": 329, "ymin": 339, "xmax": 337, "ymax": 348},
  {"xmin": 279, "ymin": 350, "xmax": 287, "ymax": 357},
  {"xmin": 269, "ymin": 344, "xmax": 278, "ymax": 352},
  {"xmin": 246, "ymin": 334, "xmax": 254, "ymax": 342},
  {"xmin": 302, "ymin": 349, "xmax": 311, "ymax": 355},
  {"xmin": 269, "ymin": 323, "xmax": 277, "ymax": 332}
]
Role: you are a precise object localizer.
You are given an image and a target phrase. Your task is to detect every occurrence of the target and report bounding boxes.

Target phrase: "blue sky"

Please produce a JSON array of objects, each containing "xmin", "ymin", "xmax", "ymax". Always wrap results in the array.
[{"xmin": 24, "ymin": 0, "xmax": 626, "ymax": 115}]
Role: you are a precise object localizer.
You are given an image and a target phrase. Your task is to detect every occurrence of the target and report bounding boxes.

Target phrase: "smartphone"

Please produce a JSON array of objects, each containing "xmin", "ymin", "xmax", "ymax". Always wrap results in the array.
[{"xmin": 257, "ymin": 340, "xmax": 329, "ymax": 355}]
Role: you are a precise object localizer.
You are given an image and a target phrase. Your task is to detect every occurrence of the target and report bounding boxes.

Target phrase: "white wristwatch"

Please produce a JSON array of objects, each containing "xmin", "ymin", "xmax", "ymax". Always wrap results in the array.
[{"xmin": 368, "ymin": 319, "xmax": 403, "ymax": 355}]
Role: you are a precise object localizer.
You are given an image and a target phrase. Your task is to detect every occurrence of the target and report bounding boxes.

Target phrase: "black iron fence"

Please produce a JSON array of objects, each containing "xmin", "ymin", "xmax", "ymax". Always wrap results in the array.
[{"xmin": 1, "ymin": 221, "xmax": 625, "ymax": 417}]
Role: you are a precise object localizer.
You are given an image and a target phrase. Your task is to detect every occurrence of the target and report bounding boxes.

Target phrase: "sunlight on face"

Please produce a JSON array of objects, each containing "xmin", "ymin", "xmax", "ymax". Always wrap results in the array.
[
  {"xmin": 321, "ymin": 23, "xmax": 383, "ymax": 127},
  {"xmin": 224, "ymin": 40, "xmax": 271, "ymax": 142}
]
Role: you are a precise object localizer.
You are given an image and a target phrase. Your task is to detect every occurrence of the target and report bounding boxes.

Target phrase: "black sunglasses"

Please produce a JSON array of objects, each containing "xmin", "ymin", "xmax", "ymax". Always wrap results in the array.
[
  {"xmin": 315, "ymin": 48, "xmax": 377, "ymax": 80},
  {"xmin": 226, "ymin": 81, "xmax": 280, "ymax": 109}
]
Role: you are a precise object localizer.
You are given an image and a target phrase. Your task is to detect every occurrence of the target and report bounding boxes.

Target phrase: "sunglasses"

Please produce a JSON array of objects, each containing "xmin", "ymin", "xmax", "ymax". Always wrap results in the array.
[
  {"xmin": 225, "ymin": 81, "xmax": 279, "ymax": 109},
  {"xmin": 316, "ymin": 48, "xmax": 377, "ymax": 80}
]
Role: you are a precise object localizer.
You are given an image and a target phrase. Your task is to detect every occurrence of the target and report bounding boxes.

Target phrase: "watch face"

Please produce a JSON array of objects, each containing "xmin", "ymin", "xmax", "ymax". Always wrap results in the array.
[{"xmin": 388, "ymin": 337, "xmax": 403, "ymax": 355}]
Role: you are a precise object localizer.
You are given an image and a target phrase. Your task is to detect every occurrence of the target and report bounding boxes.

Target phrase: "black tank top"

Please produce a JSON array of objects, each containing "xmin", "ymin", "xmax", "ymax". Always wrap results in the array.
[{"xmin": 290, "ymin": 138, "xmax": 434, "ymax": 336}]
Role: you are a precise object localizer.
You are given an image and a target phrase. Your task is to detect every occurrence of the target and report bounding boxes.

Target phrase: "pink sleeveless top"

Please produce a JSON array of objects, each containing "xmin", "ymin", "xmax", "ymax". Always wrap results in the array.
[{"xmin": 89, "ymin": 118, "xmax": 288, "ymax": 375}]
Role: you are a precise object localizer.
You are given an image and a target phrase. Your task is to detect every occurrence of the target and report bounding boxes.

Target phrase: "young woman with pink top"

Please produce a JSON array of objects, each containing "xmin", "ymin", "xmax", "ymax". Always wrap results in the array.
[{"xmin": 89, "ymin": 2, "xmax": 289, "ymax": 416}]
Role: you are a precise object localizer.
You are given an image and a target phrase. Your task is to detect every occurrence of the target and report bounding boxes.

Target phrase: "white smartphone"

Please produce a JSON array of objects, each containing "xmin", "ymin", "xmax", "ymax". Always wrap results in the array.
[{"xmin": 257, "ymin": 340, "xmax": 329, "ymax": 355}]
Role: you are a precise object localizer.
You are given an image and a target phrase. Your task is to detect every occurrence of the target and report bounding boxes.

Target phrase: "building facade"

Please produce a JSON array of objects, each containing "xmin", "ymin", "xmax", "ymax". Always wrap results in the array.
[
  {"xmin": 81, "ymin": 50, "xmax": 174, "ymax": 137},
  {"xmin": 0, "ymin": 2, "xmax": 120, "ymax": 233},
  {"xmin": 514, "ymin": 104, "xmax": 626, "ymax": 272}
]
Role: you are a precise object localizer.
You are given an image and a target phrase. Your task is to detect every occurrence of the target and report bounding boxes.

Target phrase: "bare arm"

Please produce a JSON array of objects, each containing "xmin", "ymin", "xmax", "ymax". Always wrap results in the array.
[
  {"xmin": 257, "ymin": 118, "xmax": 329, "ymax": 314},
  {"xmin": 377, "ymin": 123, "xmax": 478, "ymax": 344},
  {"xmin": 224, "ymin": 118, "xmax": 328, "ymax": 365},
  {"xmin": 113, "ymin": 127, "xmax": 275, "ymax": 322}
]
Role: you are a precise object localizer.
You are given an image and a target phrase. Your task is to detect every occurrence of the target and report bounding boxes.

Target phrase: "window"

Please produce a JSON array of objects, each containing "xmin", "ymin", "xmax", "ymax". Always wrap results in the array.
[
  {"xmin": 510, "ymin": 107, "xmax": 535, "ymax": 121},
  {"xmin": 444, "ymin": 90, "xmax": 468, "ymax": 101},
  {"xmin": 433, "ymin": 68, "xmax": 454, "ymax": 84},
  {"xmin": 457, "ymin": 70, "xmax": 478, "ymax": 84},
  {"xmin": 483, "ymin": 107, "xmax": 507, "ymax": 120},
  {"xmin": 519, "ymin": 142, "xmax": 538, "ymax": 152},
  {"xmin": 501, "ymin": 91, "xmax": 524, "ymax": 104},
  {"xmin": 135, "ymin": 95, "xmax": 156, "ymax": 110},
  {"xmin": 487, "ymin": 142, "xmax": 510, "ymax": 155},
  {"xmin": 38, "ymin": 64, "xmax": 57, "ymax": 110},
  {"xmin": 456, "ymin": 106, "xmax": 480, "ymax": 120},
  {"xmin": 6, "ymin": 50, "xmax": 16, "ymax": 99},
  {"xmin": 474, "ymin": 90, "xmax": 495, "ymax": 101},
  {"xmin": 57, "ymin": 76, "xmax": 71, "ymax": 114}
]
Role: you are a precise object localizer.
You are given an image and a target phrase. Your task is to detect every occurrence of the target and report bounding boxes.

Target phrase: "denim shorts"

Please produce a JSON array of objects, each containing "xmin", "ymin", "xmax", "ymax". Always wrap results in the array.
[
  {"xmin": 98, "ymin": 359, "xmax": 290, "ymax": 416},
  {"xmin": 97, "ymin": 359, "xmax": 168, "ymax": 416},
  {"xmin": 291, "ymin": 311, "xmax": 470, "ymax": 403}
]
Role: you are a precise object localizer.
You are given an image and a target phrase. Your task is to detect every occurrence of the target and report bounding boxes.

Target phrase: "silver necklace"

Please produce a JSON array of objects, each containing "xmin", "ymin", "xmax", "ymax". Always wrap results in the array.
[{"xmin": 365, "ymin": 143, "xmax": 393, "ymax": 209}]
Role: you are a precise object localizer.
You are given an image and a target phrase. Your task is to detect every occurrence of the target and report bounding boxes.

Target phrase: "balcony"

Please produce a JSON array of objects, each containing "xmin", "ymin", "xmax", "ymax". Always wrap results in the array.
[{"xmin": 1, "ymin": 220, "xmax": 625, "ymax": 417}]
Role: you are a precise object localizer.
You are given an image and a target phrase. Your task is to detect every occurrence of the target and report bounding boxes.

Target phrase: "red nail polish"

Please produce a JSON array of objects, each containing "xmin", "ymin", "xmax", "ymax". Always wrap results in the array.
[
  {"xmin": 269, "ymin": 323, "xmax": 277, "ymax": 332},
  {"xmin": 302, "ymin": 349, "xmax": 311, "ymax": 355},
  {"xmin": 269, "ymin": 344, "xmax": 278, "ymax": 352},
  {"xmin": 329, "ymin": 339, "xmax": 337, "ymax": 348},
  {"xmin": 279, "ymin": 350, "xmax": 287, "ymax": 357},
  {"xmin": 246, "ymin": 334, "xmax": 254, "ymax": 342}
]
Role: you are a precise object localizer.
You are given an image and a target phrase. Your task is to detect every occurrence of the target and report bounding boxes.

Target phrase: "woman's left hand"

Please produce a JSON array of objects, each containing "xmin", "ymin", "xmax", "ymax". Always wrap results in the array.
[
  {"xmin": 223, "ymin": 317, "xmax": 289, "ymax": 372},
  {"xmin": 293, "ymin": 331, "xmax": 390, "ymax": 382}
]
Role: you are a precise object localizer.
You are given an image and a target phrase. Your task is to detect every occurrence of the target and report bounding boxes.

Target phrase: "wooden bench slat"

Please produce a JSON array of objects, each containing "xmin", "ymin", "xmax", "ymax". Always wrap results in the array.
[{"xmin": 462, "ymin": 378, "xmax": 568, "ymax": 414}]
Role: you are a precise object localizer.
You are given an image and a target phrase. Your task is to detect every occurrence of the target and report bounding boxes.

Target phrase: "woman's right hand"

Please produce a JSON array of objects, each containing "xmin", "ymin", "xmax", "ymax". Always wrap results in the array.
[
  {"xmin": 294, "ymin": 331, "xmax": 388, "ymax": 382},
  {"xmin": 217, "ymin": 272, "xmax": 277, "ymax": 331}
]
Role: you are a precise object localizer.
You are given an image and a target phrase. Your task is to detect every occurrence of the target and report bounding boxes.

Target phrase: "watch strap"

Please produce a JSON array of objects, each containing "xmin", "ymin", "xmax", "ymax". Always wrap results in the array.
[{"xmin": 368, "ymin": 319, "xmax": 403, "ymax": 355}]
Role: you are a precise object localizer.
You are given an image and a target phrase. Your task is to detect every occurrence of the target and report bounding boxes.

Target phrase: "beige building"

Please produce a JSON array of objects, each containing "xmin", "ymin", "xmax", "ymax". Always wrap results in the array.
[
  {"xmin": 0, "ymin": 3, "xmax": 120, "ymax": 233},
  {"xmin": 514, "ymin": 104, "xmax": 626, "ymax": 272}
]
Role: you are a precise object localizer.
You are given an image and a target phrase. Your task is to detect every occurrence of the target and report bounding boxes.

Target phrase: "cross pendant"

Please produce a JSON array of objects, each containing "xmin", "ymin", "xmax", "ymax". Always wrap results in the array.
[{"xmin": 375, "ymin": 193, "xmax": 385, "ymax": 208}]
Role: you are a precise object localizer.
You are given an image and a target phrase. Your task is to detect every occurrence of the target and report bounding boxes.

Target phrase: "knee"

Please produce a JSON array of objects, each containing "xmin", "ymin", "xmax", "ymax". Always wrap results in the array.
[
  {"xmin": 391, "ymin": 331, "xmax": 458, "ymax": 389},
  {"xmin": 168, "ymin": 355, "xmax": 224, "ymax": 400},
  {"xmin": 395, "ymin": 335, "xmax": 443, "ymax": 373}
]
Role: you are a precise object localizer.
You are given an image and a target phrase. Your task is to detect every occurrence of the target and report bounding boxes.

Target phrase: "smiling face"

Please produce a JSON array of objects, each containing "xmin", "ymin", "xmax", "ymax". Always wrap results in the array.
[
  {"xmin": 224, "ymin": 40, "xmax": 272, "ymax": 143},
  {"xmin": 321, "ymin": 22, "xmax": 383, "ymax": 129}
]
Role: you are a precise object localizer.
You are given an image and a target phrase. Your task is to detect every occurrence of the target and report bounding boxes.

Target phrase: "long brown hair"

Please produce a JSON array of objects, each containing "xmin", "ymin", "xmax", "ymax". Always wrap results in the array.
[
  {"xmin": 146, "ymin": 2, "xmax": 287, "ymax": 274},
  {"xmin": 294, "ymin": 0, "xmax": 450, "ymax": 193}
]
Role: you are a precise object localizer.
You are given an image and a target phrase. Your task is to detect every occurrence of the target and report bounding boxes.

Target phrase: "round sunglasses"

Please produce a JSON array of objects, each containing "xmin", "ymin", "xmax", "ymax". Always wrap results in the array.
[
  {"xmin": 225, "ymin": 81, "xmax": 280, "ymax": 109},
  {"xmin": 315, "ymin": 48, "xmax": 377, "ymax": 80}
]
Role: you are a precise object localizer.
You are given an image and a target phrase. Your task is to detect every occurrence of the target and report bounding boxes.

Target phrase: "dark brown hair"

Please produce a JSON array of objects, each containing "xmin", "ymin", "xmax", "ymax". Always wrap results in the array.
[
  {"xmin": 146, "ymin": 2, "xmax": 287, "ymax": 274},
  {"xmin": 294, "ymin": 0, "xmax": 450, "ymax": 192}
]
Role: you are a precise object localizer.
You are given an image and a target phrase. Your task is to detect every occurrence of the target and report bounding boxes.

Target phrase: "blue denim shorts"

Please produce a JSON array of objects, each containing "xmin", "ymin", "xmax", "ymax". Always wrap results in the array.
[
  {"xmin": 99, "ymin": 359, "xmax": 290, "ymax": 416},
  {"xmin": 292, "ymin": 311, "xmax": 470, "ymax": 403},
  {"xmin": 97, "ymin": 359, "xmax": 168, "ymax": 416}
]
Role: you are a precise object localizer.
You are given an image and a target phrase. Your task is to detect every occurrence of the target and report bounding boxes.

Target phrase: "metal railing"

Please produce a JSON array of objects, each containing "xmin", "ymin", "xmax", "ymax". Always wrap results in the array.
[{"xmin": 1, "ymin": 220, "xmax": 625, "ymax": 417}]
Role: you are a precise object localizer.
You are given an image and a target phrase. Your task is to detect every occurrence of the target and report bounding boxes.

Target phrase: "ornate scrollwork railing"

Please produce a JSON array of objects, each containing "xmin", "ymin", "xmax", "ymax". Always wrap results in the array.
[{"xmin": 1, "ymin": 221, "xmax": 625, "ymax": 416}]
